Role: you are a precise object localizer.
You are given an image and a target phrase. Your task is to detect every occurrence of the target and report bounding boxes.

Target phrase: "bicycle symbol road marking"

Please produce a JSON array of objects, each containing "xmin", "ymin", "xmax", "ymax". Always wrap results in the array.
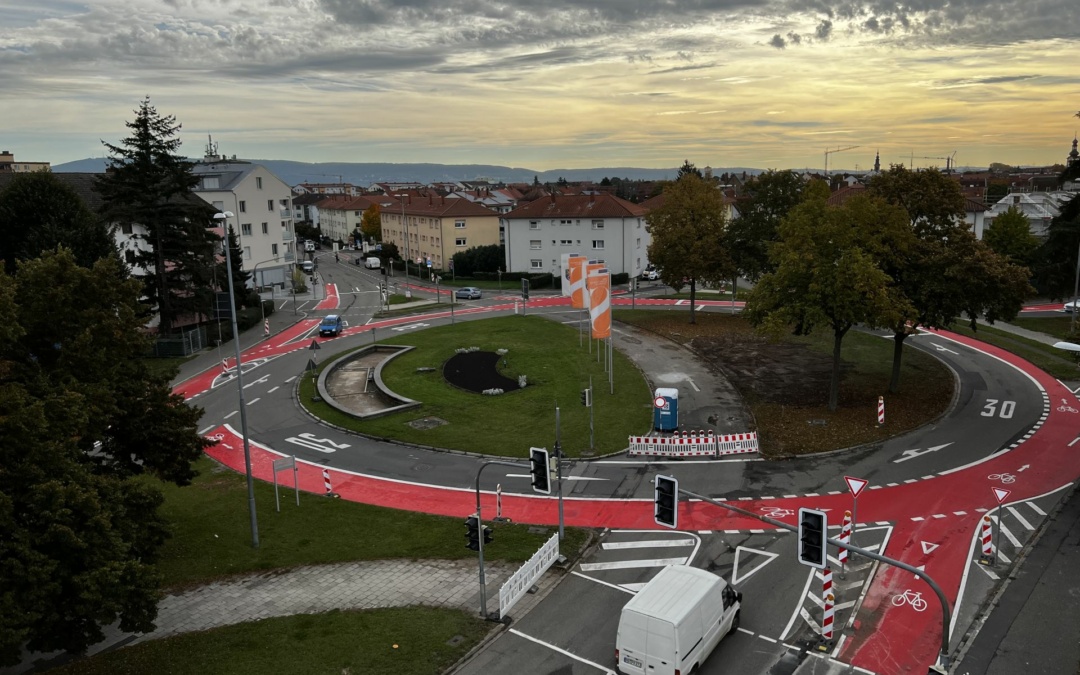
[
  {"xmin": 207, "ymin": 433, "xmax": 225, "ymax": 441},
  {"xmin": 988, "ymin": 473, "xmax": 1016, "ymax": 484},
  {"xmin": 891, "ymin": 589, "xmax": 928, "ymax": 612},
  {"xmin": 1057, "ymin": 399, "xmax": 1078, "ymax": 413},
  {"xmin": 761, "ymin": 506, "xmax": 794, "ymax": 518}
]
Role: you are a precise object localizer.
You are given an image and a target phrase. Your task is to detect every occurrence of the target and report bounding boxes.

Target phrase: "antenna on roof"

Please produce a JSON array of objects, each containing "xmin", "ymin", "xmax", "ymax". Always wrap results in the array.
[{"xmin": 204, "ymin": 135, "xmax": 219, "ymax": 161}]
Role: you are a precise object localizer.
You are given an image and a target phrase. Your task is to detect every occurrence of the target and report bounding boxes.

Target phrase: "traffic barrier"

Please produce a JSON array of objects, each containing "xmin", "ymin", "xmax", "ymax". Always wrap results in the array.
[
  {"xmin": 838, "ymin": 511, "xmax": 852, "ymax": 565},
  {"xmin": 822, "ymin": 593, "xmax": 835, "ymax": 640},
  {"xmin": 878, "ymin": 396, "xmax": 885, "ymax": 425},
  {"xmin": 323, "ymin": 468, "xmax": 333, "ymax": 495},
  {"xmin": 221, "ymin": 358, "xmax": 229, "ymax": 372},
  {"xmin": 821, "ymin": 566, "xmax": 833, "ymax": 601},
  {"xmin": 627, "ymin": 431, "xmax": 758, "ymax": 457},
  {"xmin": 264, "ymin": 319, "xmax": 270, "ymax": 336}
]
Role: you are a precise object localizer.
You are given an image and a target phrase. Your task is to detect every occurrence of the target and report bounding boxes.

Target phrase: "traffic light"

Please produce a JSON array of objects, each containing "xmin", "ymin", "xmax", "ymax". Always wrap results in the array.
[
  {"xmin": 465, "ymin": 515, "xmax": 480, "ymax": 551},
  {"xmin": 580, "ymin": 388, "xmax": 592, "ymax": 407},
  {"xmin": 482, "ymin": 525, "xmax": 493, "ymax": 545},
  {"xmin": 521, "ymin": 278, "xmax": 530, "ymax": 301},
  {"xmin": 529, "ymin": 447, "xmax": 551, "ymax": 494},
  {"xmin": 654, "ymin": 475, "xmax": 678, "ymax": 529},
  {"xmin": 798, "ymin": 508, "xmax": 827, "ymax": 569}
]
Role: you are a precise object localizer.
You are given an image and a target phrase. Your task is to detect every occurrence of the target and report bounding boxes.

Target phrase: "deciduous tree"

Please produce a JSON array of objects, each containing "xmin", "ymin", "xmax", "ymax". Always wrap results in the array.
[
  {"xmin": 745, "ymin": 193, "xmax": 913, "ymax": 411},
  {"xmin": 727, "ymin": 170, "xmax": 805, "ymax": 283},
  {"xmin": 984, "ymin": 206, "xmax": 1039, "ymax": 267},
  {"xmin": 95, "ymin": 97, "xmax": 218, "ymax": 335},
  {"xmin": 360, "ymin": 203, "xmax": 382, "ymax": 241},
  {"xmin": 645, "ymin": 174, "xmax": 735, "ymax": 324}
]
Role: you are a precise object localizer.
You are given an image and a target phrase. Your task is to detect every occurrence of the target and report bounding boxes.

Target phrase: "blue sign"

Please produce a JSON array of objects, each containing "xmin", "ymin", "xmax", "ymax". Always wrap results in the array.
[{"xmin": 375, "ymin": 244, "xmax": 382, "ymax": 251}]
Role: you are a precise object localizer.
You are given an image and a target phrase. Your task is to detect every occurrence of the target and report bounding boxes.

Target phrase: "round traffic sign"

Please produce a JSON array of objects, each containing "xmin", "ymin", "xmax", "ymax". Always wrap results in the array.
[{"xmin": 654, "ymin": 396, "xmax": 667, "ymax": 409}]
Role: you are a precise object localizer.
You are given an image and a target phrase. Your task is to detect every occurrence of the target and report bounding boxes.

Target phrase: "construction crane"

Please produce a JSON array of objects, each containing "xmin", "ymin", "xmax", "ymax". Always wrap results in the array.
[
  {"xmin": 917, "ymin": 151, "xmax": 958, "ymax": 173},
  {"xmin": 824, "ymin": 145, "xmax": 860, "ymax": 177}
]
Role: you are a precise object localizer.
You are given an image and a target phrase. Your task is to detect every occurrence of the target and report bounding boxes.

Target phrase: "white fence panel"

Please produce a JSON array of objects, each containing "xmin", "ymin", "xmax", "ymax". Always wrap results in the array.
[{"xmin": 498, "ymin": 533, "xmax": 559, "ymax": 619}]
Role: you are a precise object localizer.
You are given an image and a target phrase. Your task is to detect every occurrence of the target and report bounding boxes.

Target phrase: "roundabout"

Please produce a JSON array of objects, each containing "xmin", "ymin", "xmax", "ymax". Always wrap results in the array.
[{"xmin": 176, "ymin": 282, "xmax": 1080, "ymax": 675}]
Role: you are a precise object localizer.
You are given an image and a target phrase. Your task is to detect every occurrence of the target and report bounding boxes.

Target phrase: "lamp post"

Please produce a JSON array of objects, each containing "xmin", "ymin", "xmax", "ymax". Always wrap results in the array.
[
  {"xmin": 213, "ymin": 211, "xmax": 260, "ymax": 549},
  {"xmin": 251, "ymin": 257, "xmax": 280, "ymax": 328}
]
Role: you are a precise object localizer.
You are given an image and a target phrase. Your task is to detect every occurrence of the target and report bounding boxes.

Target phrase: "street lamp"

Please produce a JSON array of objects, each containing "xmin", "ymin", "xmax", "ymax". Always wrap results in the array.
[{"xmin": 213, "ymin": 211, "xmax": 260, "ymax": 549}]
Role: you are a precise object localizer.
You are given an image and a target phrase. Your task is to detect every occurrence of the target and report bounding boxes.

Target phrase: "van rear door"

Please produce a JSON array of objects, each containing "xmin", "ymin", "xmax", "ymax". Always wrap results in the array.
[
  {"xmin": 644, "ymin": 617, "xmax": 676, "ymax": 675},
  {"xmin": 616, "ymin": 610, "xmax": 648, "ymax": 675}
]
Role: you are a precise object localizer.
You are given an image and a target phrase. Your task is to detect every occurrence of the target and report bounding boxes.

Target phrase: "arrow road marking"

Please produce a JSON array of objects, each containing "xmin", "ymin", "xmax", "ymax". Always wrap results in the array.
[
  {"xmin": 504, "ymin": 473, "xmax": 608, "ymax": 482},
  {"xmin": 284, "ymin": 433, "xmax": 351, "ymax": 454},
  {"xmin": 893, "ymin": 443, "xmax": 954, "ymax": 463},
  {"xmin": 1017, "ymin": 465, "xmax": 1030, "ymax": 472},
  {"xmin": 931, "ymin": 342, "xmax": 959, "ymax": 354},
  {"xmin": 732, "ymin": 546, "xmax": 779, "ymax": 585}
]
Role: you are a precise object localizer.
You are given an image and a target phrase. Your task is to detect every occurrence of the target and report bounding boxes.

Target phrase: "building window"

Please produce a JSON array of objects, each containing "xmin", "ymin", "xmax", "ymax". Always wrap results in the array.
[
  {"xmin": 592, "ymin": 240, "xmax": 604, "ymax": 250},
  {"xmin": 121, "ymin": 223, "xmax": 133, "ymax": 235},
  {"xmin": 243, "ymin": 246, "xmax": 251, "ymax": 261},
  {"xmin": 560, "ymin": 219, "xmax": 572, "ymax": 226},
  {"xmin": 531, "ymin": 259, "xmax": 543, "ymax": 269},
  {"xmin": 636, "ymin": 238, "xmax": 641, "ymax": 248},
  {"xmin": 529, "ymin": 220, "xmax": 540, "ymax": 230},
  {"xmin": 272, "ymin": 244, "xmax": 278, "ymax": 255},
  {"xmin": 241, "ymin": 223, "xmax": 252, "ymax": 236},
  {"xmin": 267, "ymin": 199, "xmax": 274, "ymax": 211},
  {"xmin": 124, "ymin": 250, "xmax": 136, "ymax": 265},
  {"xmin": 239, "ymin": 201, "xmax": 246, "ymax": 213},
  {"xmin": 560, "ymin": 239, "xmax": 572, "ymax": 246},
  {"xmin": 203, "ymin": 177, "xmax": 219, "ymax": 189},
  {"xmin": 456, "ymin": 220, "xmax": 466, "ymax": 228},
  {"xmin": 592, "ymin": 220, "xmax": 604, "ymax": 229},
  {"xmin": 256, "ymin": 177, "xmax": 263, "ymax": 189},
  {"xmin": 456, "ymin": 238, "xmax": 467, "ymax": 246},
  {"xmin": 261, "ymin": 222, "xmax": 268, "ymax": 234},
  {"xmin": 530, "ymin": 240, "xmax": 542, "ymax": 250}
]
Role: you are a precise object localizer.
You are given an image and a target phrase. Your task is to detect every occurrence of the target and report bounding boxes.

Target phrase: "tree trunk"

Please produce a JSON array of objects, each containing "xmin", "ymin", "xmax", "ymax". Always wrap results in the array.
[
  {"xmin": 689, "ymin": 278, "xmax": 697, "ymax": 324},
  {"xmin": 731, "ymin": 276, "xmax": 738, "ymax": 314},
  {"xmin": 829, "ymin": 327, "xmax": 846, "ymax": 412},
  {"xmin": 889, "ymin": 331, "xmax": 909, "ymax": 394}
]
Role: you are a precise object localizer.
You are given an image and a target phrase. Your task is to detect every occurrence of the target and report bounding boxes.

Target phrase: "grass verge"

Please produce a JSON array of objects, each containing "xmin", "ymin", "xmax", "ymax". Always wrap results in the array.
[
  {"xmin": 300, "ymin": 315, "xmax": 652, "ymax": 457},
  {"xmin": 154, "ymin": 457, "xmax": 588, "ymax": 589},
  {"xmin": 946, "ymin": 321, "xmax": 1080, "ymax": 380},
  {"xmin": 49, "ymin": 607, "xmax": 489, "ymax": 675}
]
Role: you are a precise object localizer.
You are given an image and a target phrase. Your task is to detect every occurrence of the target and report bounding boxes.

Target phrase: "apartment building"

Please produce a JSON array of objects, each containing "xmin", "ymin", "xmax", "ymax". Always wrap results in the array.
[
  {"xmin": 0, "ymin": 150, "xmax": 50, "ymax": 173},
  {"xmin": 381, "ymin": 192, "xmax": 500, "ymax": 270}
]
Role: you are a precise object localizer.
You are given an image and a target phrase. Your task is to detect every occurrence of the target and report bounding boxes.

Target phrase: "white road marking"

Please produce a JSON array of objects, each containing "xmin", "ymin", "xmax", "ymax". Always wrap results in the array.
[
  {"xmin": 267, "ymin": 386, "xmax": 279, "ymax": 394},
  {"xmin": 976, "ymin": 562, "xmax": 1000, "ymax": 581},
  {"xmin": 246, "ymin": 398, "xmax": 260, "ymax": 405},
  {"xmin": 619, "ymin": 582, "xmax": 648, "ymax": 593},
  {"xmin": 594, "ymin": 458, "xmax": 763, "ymax": 465},
  {"xmin": 579, "ymin": 557, "xmax": 687, "ymax": 571},
  {"xmin": 732, "ymin": 546, "xmax": 779, "ymax": 585},
  {"xmin": 990, "ymin": 516, "xmax": 1023, "ymax": 548},
  {"xmin": 893, "ymin": 443, "xmax": 954, "ymax": 463},
  {"xmin": 601, "ymin": 539, "xmax": 695, "ymax": 550},
  {"xmin": 1027, "ymin": 501, "xmax": 1047, "ymax": 516},
  {"xmin": 243, "ymin": 375, "xmax": 269, "ymax": 389},
  {"xmin": 1070, "ymin": 437, "xmax": 1080, "ymax": 447},
  {"xmin": 781, "ymin": 569, "xmax": 817, "ymax": 641},
  {"xmin": 285, "ymin": 375, "xmax": 297, "ymax": 383},
  {"xmin": 569, "ymin": 571, "xmax": 635, "ymax": 595},
  {"xmin": 508, "ymin": 629, "xmax": 616, "ymax": 674},
  {"xmin": 198, "ymin": 425, "xmax": 215, "ymax": 435},
  {"xmin": 1007, "ymin": 506, "xmax": 1035, "ymax": 531},
  {"xmin": 505, "ymin": 473, "xmax": 608, "ymax": 482},
  {"xmin": 686, "ymin": 377, "xmax": 700, "ymax": 392},
  {"xmin": 224, "ymin": 411, "xmax": 237, "ymax": 419},
  {"xmin": 931, "ymin": 342, "xmax": 959, "ymax": 354}
]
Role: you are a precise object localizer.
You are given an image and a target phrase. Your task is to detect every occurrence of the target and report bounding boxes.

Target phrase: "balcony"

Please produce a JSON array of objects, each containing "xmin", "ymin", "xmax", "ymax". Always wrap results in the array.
[
  {"xmin": 281, "ymin": 230, "xmax": 294, "ymax": 241},
  {"xmin": 284, "ymin": 251, "xmax": 295, "ymax": 262},
  {"xmin": 280, "ymin": 209, "xmax": 291, "ymax": 218}
]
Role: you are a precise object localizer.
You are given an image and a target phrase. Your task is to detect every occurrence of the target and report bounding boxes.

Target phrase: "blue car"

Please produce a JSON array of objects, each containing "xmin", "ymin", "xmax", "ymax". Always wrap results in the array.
[
  {"xmin": 319, "ymin": 314, "xmax": 343, "ymax": 337},
  {"xmin": 456, "ymin": 287, "xmax": 483, "ymax": 300}
]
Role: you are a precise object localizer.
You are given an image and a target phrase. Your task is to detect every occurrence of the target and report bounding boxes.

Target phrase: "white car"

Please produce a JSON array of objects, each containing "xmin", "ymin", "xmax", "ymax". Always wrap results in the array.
[
  {"xmin": 1064, "ymin": 299, "xmax": 1079, "ymax": 313},
  {"xmin": 642, "ymin": 268, "xmax": 660, "ymax": 281}
]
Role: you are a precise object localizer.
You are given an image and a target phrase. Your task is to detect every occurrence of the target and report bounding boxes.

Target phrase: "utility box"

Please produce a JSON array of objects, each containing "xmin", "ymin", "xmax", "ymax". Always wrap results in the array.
[{"xmin": 653, "ymin": 387, "xmax": 679, "ymax": 432}]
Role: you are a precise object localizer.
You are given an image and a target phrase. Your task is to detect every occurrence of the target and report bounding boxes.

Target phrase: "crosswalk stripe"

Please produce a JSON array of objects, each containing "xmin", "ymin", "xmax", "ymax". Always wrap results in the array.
[
  {"xmin": 990, "ymin": 516, "xmax": 1023, "ymax": 548},
  {"xmin": 601, "ymin": 539, "xmax": 696, "ymax": 550},
  {"xmin": 1007, "ymin": 506, "xmax": 1035, "ymax": 531},
  {"xmin": 1026, "ymin": 501, "xmax": 1047, "ymax": 516},
  {"xmin": 579, "ymin": 557, "xmax": 687, "ymax": 571}
]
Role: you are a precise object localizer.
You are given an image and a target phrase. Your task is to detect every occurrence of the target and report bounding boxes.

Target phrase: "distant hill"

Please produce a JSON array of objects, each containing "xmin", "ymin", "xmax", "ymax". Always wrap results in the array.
[{"xmin": 54, "ymin": 157, "xmax": 763, "ymax": 186}]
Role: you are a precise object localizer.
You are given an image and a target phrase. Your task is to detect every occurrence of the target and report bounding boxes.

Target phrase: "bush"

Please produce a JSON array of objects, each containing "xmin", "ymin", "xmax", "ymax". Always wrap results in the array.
[{"xmin": 612, "ymin": 272, "xmax": 629, "ymax": 286}]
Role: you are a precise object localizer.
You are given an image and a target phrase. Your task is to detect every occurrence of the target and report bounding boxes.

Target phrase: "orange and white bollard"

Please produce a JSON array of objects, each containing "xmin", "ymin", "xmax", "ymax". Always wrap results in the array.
[
  {"xmin": 821, "ymin": 567, "xmax": 833, "ymax": 602},
  {"xmin": 322, "ymin": 468, "xmax": 334, "ymax": 496},
  {"xmin": 978, "ymin": 515, "xmax": 994, "ymax": 564},
  {"xmin": 222, "ymin": 358, "xmax": 229, "ymax": 372},
  {"xmin": 877, "ymin": 396, "xmax": 885, "ymax": 425},
  {"xmin": 822, "ymin": 592, "xmax": 835, "ymax": 641}
]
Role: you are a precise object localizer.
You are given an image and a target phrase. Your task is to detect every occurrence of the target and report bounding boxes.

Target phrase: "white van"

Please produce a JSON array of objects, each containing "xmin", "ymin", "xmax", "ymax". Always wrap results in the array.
[
  {"xmin": 616, "ymin": 566, "xmax": 741, "ymax": 675},
  {"xmin": 364, "ymin": 257, "xmax": 381, "ymax": 270}
]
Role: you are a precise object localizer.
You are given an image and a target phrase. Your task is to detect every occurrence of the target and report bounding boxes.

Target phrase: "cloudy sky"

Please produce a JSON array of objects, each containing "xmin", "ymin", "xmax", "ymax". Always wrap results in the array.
[{"xmin": 2, "ymin": 0, "xmax": 1078, "ymax": 173}]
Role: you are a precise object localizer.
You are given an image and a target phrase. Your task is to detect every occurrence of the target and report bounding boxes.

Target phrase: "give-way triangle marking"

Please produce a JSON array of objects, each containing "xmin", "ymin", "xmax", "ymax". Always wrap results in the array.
[
  {"xmin": 732, "ymin": 546, "xmax": 779, "ymax": 585},
  {"xmin": 921, "ymin": 541, "xmax": 939, "ymax": 554}
]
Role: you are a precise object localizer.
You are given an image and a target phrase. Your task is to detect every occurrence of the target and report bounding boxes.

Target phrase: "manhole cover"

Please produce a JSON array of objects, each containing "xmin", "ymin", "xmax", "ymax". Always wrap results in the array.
[
  {"xmin": 446, "ymin": 635, "xmax": 465, "ymax": 646},
  {"xmin": 407, "ymin": 417, "xmax": 448, "ymax": 430},
  {"xmin": 412, "ymin": 463, "xmax": 432, "ymax": 472}
]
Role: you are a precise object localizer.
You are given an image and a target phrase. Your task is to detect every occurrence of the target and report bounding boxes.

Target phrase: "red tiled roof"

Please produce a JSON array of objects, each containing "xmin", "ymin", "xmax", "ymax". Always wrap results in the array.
[
  {"xmin": 398, "ymin": 193, "xmax": 499, "ymax": 218},
  {"xmin": 503, "ymin": 193, "xmax": 645, "ymax": 219},
  {"xmin": 826, "ymin": 184, "xmax": 866, "ymax": 206}
]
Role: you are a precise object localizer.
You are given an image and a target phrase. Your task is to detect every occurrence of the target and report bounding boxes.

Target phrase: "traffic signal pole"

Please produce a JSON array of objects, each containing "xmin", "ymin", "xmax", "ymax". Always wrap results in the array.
[
  {"xmin": 675, "ymin": 487, "xmax": 953, "ymax": 672},
  {"xmin": 473, "ymin": 460, "xmax": 528, "ymax": 620}
]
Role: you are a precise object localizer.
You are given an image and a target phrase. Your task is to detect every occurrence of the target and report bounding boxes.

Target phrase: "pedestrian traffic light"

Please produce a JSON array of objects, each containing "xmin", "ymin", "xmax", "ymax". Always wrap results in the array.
[
  {"xmin": 654, "ymin": 475, "xmax": 678, "ymax": 529},
  {"xmin": 580, "ymin": 388, "xmax": 592, "ymax": 407},
  {"xmin": 482, "ymin": 525, "xmax": 493, "ymax": 545},
  {"xmin": 529, "ymin": 447, "xmax": 551, "ymax": 494},
  {"xmin": 798, "ymin": 508, "xmax": 827, "ymax": 569},
  {"xmin": 465, "ymin": 515, "xmax": 480, "ymax": 551}
]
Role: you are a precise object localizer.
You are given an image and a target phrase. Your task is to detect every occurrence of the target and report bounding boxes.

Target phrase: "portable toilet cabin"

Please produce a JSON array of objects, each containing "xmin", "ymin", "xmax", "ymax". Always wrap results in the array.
[{"xmin": 653, "ymin": 388, "xmax": 679, "ymax": 432}]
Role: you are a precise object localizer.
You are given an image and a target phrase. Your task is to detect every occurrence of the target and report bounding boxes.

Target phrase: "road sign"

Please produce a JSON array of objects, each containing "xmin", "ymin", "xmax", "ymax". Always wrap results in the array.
[
  {"xmin": 845, "ymin": 476, "xmax": 869, "ymax": 498},
  {"xmin": 309, "ymin": 339, "xmax": 321, "ymax": 350},
  {"xmin": 992, "ymin": 487, "xmax": 1011, "ymax": 504},
  {"xmin": 654, "ymin": 396, "xmax": 667, "ymax": 409}
]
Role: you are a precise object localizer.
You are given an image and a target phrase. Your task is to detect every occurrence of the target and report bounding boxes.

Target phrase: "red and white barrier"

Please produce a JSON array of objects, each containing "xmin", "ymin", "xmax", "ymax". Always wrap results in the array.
[
  {"xmin": 627, "ymin": 431, "xmax": 758, "ymax": 457},
  {"xmin": 877, "ymin": 396, "xmax": 885, "ymax": 425},
  {"xmin": 838, "ymin": 511, "xmax": 852, "ymax": 565},
  {"xmin": 821, "ymin": 566, "xmax": 833, "ymax": 601},
  {"xmin": 822, "ymin": 592, "xmax": 835, "ymax": 640},
  {"xmin": 323, "ymin": 468, "xmax": 333, "ymax": 495},
  {"xmin": 979, "ymin": 515, "xmax": 994, "ymax": 560}
]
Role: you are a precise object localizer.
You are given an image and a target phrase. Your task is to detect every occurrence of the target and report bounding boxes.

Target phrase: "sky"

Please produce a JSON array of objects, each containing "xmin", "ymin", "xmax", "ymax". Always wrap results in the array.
[{"xmin": 2, "ymin": 0, "xmax": 1078, "ymax": 173}]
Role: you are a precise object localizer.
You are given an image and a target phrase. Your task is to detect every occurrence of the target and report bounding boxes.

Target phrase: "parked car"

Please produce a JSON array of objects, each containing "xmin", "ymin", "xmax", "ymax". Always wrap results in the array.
[
  {"xmin": 456, "ymin": 287, "xmax": 483, "ymax": 300},
  {"xmin": 642, "ymin": 268, "xmax": 660, "ymax": 281},
  {"xmin": 318, "ymin": 314, "xmax": 343, "ymax": 337},
  {"xmin": 1064, "ymin": 299, "xmax": 1079, "ymax": 313}
]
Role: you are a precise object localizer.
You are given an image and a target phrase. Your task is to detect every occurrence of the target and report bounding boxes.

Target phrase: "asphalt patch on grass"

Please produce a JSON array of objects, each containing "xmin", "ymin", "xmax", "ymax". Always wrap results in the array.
[{"xmin": 442, "ymin": 351, "xmax": 521, "ymax": 394}]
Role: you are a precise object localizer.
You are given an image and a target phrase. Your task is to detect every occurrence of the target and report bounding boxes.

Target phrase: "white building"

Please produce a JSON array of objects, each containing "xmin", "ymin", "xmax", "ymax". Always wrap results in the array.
[
  {"xmin": 317, "ymin": 194, "xmax": 398, "ymax": 244},
  {"xmin": 501, "ymin": 194, "xmax": 649, "ymax": 277},
  {"xmin": 983, "ymin": 192, "xmax": 1075, "ymax": 239},
  {"xmin": 192, "ymin": 157, "xmax": 296, "ymax": 289}
]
